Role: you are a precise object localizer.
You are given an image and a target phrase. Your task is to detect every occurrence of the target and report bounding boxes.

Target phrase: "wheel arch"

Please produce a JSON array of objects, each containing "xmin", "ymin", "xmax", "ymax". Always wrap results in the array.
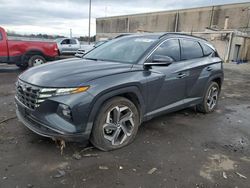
[
  {"xmin": 21, "ymin": 49, "xmax": 46, "ymax": 63},
  {"xmin": 211, "ymin": 77, "xmax": 222, "ymax": 89},
  {"xmin": 85, "ymin": 86, "xmax": 146, "ymax": 133},
  {"xmin": 204, "ymin": 73, "xmax": 223, "ymax": 97}
]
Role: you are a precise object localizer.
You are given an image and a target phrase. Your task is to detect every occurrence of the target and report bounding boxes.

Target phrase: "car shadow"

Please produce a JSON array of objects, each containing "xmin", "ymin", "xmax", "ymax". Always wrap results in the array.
[
  {"xmin": 0, "ymin": 65, "xmax": 22, "ymax": 73},
  {"xmin": 22, "ymin": 107, "xmax": 201, "ymax": 155}
]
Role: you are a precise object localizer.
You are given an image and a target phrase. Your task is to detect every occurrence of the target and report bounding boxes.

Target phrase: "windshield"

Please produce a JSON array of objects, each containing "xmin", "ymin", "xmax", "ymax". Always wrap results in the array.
[
  {"xmin": 84, "ymin": 36, "xmax": 157, "ymax": 64},
  {"xmin": 94, "ymin": 40, "xmax": 107, "ymax": 48}
]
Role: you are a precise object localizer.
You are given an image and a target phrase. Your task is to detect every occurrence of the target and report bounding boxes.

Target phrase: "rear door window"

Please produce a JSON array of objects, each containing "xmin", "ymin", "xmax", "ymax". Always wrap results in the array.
[
  {"xmin": 180, "ymin": 39, "xmax": 203, "ymax": 60},
  {"xmin": 61, "ymin": 39, "xmax": 70, "ymax": 45},
  {"xmin": 152, "ymin": 39, "xmax": 180, "ymax": 62},
  {"xmin": 70, "ymin": 39, "xmax": 77, "ymax": 44}
]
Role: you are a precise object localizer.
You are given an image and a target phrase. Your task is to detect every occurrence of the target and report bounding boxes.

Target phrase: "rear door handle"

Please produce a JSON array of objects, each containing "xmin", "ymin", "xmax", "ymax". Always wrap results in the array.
[
  {"xmin": 177, "ymin": 72, "xmax": 186, "ymax": 79},
  {"xmin": 206, "ymin": 67, "xmax": 213, "ymax": 71}
]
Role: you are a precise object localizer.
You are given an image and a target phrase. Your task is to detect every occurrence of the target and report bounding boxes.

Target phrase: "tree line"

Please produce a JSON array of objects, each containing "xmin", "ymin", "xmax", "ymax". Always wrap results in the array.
[{"xmin": 7, "ymin": 30, "xmax": 96, "ymax": 42}]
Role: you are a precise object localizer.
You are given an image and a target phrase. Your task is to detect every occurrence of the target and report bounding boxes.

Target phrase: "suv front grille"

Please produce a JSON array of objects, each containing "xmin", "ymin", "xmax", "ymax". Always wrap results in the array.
[{"xmin": 16, "ymin": 80, "xmax": 56, "ymax": 110}]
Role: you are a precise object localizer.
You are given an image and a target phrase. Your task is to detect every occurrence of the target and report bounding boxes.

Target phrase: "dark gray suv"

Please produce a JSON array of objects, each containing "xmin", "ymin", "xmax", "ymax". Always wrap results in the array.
[{"xmin": 15, "ymin": 33, "xmax": 224, "ymax": 151}]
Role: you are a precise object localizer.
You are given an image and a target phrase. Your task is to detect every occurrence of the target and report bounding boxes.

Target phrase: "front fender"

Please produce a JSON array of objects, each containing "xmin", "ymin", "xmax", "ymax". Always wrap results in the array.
[{"xmin": 85, "ymin": 85, "xmax": 146, "ymax": 133}]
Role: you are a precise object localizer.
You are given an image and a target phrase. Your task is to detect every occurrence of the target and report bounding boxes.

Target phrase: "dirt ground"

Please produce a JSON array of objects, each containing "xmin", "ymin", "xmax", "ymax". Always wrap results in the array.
[{"xmin": 0, "ymin": 63, "xmax": 250, "ymax": 188}]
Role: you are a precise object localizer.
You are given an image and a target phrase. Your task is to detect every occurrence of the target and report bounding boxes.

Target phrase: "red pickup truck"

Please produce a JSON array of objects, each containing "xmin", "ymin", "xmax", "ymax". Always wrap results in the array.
[{"xmin": 0, "ymin": 27, "xmax": 58, "ymax": 69}]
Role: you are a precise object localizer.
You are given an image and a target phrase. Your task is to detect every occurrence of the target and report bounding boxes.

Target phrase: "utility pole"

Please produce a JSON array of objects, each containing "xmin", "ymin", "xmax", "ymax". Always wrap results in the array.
[
  {"xmin": 70, "ymin": 28, "xmax": 72, "ymax": 38},
  {"xmin": 88, "ymin": 0, "xmax": 92, "ymax": 44},
  {"xmin": 246, "ymin": 7, "xmax": 250, "ymax": 33},
  {"xmin": 174, "ymin": 11, "xmax": 179, "ymax": 32}
]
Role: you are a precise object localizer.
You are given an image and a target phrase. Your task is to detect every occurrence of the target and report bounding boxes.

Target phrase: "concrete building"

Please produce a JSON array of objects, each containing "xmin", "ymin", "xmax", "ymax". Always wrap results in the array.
[{"xmin": 96, "ymin": 2, "xmax": 250, "ymax": 62}]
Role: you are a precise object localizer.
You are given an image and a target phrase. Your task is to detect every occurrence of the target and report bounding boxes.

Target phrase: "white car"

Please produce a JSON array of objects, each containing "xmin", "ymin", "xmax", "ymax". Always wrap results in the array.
[
  {"xmin": 56, "ymin": 38, "xmax": 81, "ymax": 55},
  {"xmin": 75, "ymin": 41, "xmax": 108, "ymax": 58}
]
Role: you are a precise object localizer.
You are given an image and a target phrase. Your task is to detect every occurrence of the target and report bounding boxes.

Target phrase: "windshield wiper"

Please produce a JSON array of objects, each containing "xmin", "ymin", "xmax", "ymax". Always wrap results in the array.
[
  {"xmin": 83, "ymin": 57, "xmax": 98, "ymax": 61},
  {"xmin": 83, "ymin": 57, "xmax": 111, "ymax": 62}
]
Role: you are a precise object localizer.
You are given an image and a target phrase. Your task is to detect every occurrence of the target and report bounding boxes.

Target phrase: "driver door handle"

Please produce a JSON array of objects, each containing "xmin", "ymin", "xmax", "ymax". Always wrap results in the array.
[
  {"xmin": 206, "ymin": 66, "xmax": 213, "ymax": 71},
  {"xmin": 177, "ymin": 72, "xmax": 186, "ymax": 79}
]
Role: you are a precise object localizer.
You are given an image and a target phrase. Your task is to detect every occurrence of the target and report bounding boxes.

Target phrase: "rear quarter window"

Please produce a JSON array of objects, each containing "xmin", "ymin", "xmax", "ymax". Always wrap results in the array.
[
  {"xmin": 180, "ymin": 39, "xmax": 203, "ymax": 60},
  {"xmin": 200, "ymin": 42, "xmax": 215, "ymax": 56},
  {"xmin": 0, "ymin": 32, "xmax": 2, "ymax": 40}
]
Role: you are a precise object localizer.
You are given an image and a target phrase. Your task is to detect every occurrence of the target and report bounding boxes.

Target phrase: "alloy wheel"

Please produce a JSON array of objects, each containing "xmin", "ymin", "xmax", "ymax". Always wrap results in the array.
[
  {"xmin": 206, "ymin": 86, "xmax": 218, "ymax": 110},
  {"xmin": 103, "ymin": 105, "xmax": 135, "ymax": 146}
]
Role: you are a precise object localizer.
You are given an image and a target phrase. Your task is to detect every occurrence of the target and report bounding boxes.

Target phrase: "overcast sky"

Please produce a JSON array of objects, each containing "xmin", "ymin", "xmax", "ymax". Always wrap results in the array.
[{"xmin": 0, "ymin": 0, "xmax": 249, "ymax": 37}]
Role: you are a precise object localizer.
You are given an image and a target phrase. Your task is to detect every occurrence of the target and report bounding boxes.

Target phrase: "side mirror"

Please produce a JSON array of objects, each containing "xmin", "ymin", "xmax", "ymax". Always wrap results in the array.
[
  {"xmin": 144, "ymin": 55, "xmax": 174, "ymax": 67},
  {"xmin": 75, "ymin": 53, "xmax": 84, "ymax": 58},
  {"xmin": 75, "ymin": 50, "xmax": 86, "ymax": 58}
]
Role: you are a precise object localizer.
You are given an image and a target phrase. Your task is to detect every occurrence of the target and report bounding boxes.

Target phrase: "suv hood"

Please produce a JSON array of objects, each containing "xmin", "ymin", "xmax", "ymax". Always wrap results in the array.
[{"xmin": 19, "ymin": 58, "xmax": 133, "ymax": 87}]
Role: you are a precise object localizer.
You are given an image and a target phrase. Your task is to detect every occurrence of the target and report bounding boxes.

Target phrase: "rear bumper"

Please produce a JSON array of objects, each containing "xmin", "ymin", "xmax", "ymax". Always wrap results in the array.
[{"xmin": 46, "ymin": 55, "xmax": 58, "ymax": 62}]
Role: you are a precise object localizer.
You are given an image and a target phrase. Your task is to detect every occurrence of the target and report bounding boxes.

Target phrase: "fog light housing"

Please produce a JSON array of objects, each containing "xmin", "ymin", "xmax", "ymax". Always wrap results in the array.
[{"xmin": 57, "ymin": 104, "xmax": 72, "ymax": 120}]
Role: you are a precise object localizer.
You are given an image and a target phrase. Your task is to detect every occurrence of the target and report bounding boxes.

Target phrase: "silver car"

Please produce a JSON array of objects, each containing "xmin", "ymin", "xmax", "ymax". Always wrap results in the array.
[{"xmin": 56, "ymin": 38, "xmax": 81, "ymax": 55}]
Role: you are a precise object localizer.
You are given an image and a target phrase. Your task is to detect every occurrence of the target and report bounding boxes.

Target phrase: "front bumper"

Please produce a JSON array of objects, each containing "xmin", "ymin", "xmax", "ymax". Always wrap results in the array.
[
  {"xmin": 16, "ymin": 108, "xmax": 90, "ymax": 142},
  {"xmin": 15, "ymin": 91, "xmax": 93, "ymax": 142}
]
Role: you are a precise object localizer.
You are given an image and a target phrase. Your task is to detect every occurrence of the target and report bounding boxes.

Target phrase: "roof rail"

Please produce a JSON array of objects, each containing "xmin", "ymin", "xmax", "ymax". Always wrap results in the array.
[
  {"xmin": 114, "ymin": 33, "xmax": 133, "ymax": 38},
  {"xmin": 159, "ymin": 32, "xmax": 207, "ymax": 41}
]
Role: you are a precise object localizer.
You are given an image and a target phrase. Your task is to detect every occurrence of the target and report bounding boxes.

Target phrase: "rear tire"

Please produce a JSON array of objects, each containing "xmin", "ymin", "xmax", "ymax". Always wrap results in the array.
[
  {"xmin": 90, "ymin": 97, "xmax": 140, "ymax": 151},
  {"xmin": 28, "ymin": 55, "xmax": 46, "ymax": 67},
  {"xmin": 197, "ymin": 82, "xmax": 220, "ymax": 113},
  {"xmin": 17, "ymin": 55, "xmax": 46, "ymax": 70}
]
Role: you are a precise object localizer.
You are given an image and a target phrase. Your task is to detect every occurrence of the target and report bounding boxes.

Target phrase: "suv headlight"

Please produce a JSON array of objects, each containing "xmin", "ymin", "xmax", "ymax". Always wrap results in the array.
[
  {"xmin": 55, "ymin": 86, "xmax": 89, "ymax": 96},
  {"xmin": 40, "ymin": 86, "xmax": 89, "ymax": 97}
]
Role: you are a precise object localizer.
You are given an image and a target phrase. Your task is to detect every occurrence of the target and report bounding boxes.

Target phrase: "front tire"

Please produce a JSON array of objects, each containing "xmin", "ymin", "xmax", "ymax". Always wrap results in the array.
[
  {"xmin": 197, "ymin": 82, "xmax": 220, "ymax": 113},
  {"xmin": 90, "ymin": 97, "xmax": 140, "ymax": 151}
]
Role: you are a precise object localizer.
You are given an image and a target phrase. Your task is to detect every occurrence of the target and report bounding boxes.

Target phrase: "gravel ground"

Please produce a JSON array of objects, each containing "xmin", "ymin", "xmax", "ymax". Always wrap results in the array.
[{"xmin": 0, "ymin": 63, "xmax": 250, "ymax": 188}]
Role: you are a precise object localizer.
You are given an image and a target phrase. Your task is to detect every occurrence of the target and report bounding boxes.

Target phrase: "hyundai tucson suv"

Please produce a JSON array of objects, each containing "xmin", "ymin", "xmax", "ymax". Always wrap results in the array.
[{"xmin": 15, "ymin": 33, "xmax": 224, "ymax": 151}]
